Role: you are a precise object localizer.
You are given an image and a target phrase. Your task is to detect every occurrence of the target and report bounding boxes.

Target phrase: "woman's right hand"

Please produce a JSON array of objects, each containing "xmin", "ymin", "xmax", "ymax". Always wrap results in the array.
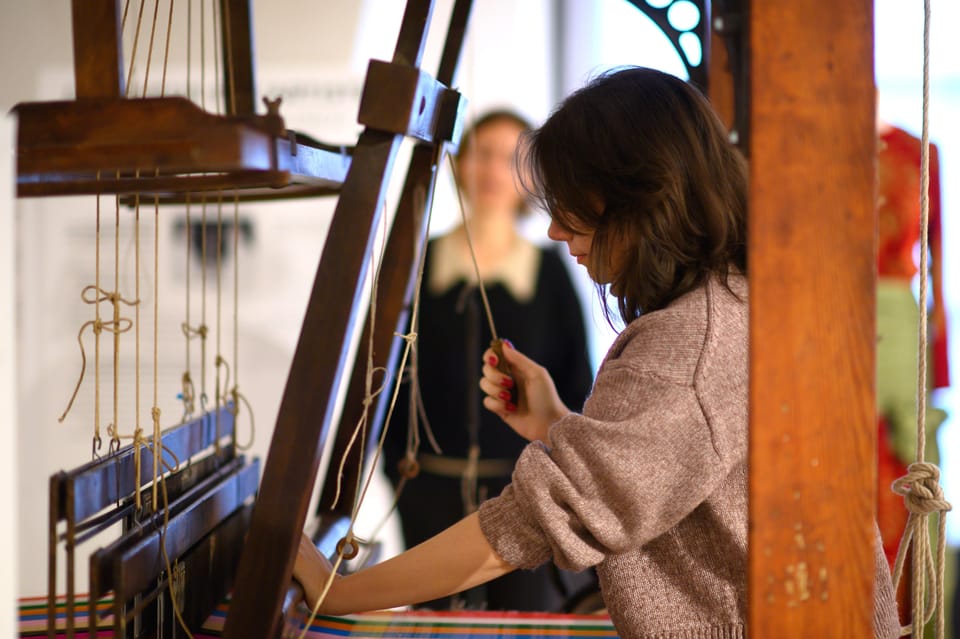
[
  {"xmin": 480, "ymin": 341, "xmax": 570, "ymax": 443},
  {"xmin": 293, "ymin": 533, "xmax": 337, "ymax": 613}
]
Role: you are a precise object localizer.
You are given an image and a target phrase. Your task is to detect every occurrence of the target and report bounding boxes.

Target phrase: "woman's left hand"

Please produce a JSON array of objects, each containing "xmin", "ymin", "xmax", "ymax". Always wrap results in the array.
[{"xmin": 293, "ymin": 533, "xmax": 337, "ymax": 612}]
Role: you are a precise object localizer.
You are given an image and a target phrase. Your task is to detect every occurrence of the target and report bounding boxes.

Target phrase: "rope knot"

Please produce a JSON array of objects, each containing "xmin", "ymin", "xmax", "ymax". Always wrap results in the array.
[
  {"xmin": 394, "ymin": 330, "xmax": 417, "ymax": 344},
  {"xmin": 151, "ymin": 406, "xmax": 161, "ymax": 424},
  {"xmin": 892, "ymin": 462, "xmax": 952, "ymax": 515}
]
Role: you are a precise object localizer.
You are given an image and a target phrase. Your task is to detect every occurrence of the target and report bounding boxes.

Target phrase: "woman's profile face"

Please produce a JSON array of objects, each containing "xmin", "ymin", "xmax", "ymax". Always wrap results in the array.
[
  {"xmin": 456, "ymin": 118, "xmax": 527, "ymax": 217},
  {"xmin": 547, "ymin": 217, "xmax": 609, "ymax": 283}
]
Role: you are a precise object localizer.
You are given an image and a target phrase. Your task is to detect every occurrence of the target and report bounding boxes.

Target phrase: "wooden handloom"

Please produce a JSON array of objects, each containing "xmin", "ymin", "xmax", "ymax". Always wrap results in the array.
[
  {"xmin": 15, "ymin": 0, "xmax": 885, "ymax": 637},
  {"xmin": 17, "ymin": 0, "xmax": 471, "ymax": 637}
]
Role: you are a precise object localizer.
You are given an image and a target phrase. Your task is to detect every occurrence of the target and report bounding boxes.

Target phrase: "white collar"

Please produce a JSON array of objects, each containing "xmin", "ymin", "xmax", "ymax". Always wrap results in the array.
[{"xmin": 427, "ymin": 229, "xmax": 541, "ymax": 303}]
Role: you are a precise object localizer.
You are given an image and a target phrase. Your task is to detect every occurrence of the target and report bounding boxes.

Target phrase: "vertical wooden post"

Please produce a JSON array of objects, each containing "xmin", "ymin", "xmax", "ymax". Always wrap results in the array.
[
  {"xmin": 220, "ymin": 0, "xmax": 257, "ymax": 116},
  {"xmin": 71, "ymin": 0, "xmax": 124, "ymax": 98},
  {"xmin": 748, "ymin": 1, "xmax": 877, "ymax": 637}
]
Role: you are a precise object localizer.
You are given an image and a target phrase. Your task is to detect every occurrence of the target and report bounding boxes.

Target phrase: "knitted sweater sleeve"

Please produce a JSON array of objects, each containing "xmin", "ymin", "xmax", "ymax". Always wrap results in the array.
[{"xmin": 478, "ymin": 359, "xmax": 729, "ymax": 572}]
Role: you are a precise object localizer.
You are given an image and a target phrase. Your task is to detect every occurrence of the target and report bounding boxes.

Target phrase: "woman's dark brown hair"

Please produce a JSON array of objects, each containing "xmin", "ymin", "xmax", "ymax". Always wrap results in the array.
[{"xmin": 520, "ymin": 67, "xmax": 748, "ymax": 326}]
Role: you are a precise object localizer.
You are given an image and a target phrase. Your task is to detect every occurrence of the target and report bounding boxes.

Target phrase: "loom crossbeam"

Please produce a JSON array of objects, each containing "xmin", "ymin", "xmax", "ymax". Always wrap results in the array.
[{"xmin": 14, "ymin": 97, "xmax": 351, "ymax": 199}]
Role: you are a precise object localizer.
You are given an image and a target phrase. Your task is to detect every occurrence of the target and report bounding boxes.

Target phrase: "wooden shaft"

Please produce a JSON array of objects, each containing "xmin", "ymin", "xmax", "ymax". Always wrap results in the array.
[
  {"xmin": 748, "ymin": 1, "xmax": 877, "ymax": 636},
  {"xmin": 71, "ymin": 0, "xmax": 124, "ymax": 98},
  {"xmin": 219, "ymin": 0, "xmax": 256, "ymax": 116}
]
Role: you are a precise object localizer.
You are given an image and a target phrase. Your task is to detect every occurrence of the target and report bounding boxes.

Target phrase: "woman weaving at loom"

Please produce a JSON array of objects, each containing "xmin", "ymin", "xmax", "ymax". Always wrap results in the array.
[{"xmin": 294, "ymin": 67, "xmax": 900, "ymax": 639}]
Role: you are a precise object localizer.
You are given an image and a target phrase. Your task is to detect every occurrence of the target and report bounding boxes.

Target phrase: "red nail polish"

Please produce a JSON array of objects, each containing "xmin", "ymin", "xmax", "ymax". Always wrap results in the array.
[
  {"xmin": 506, "ymin": 402, "xmax": 517, "ymax": 412},
  {"xmin": 488, "ymin": 355, "xmax": 498, "ymax": 366},
  {"xmin": 499, "ymin": 390, "xmax": 511, "ymax": 401},
  {"xmin": 501, "ymin": 377, "xmax": 514, "ymax": 389}
]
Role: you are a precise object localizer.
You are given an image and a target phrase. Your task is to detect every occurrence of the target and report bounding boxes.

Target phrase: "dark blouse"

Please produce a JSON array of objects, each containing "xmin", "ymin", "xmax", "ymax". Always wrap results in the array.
[{"xmin": 384, "ymin": 237, "xmax": 593, "ymax": 471}]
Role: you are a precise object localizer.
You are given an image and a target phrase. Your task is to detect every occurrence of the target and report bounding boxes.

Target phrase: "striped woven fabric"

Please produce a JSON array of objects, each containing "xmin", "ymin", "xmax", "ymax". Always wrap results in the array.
[{"xmin": 20, "ymin": 597, "xmax": 618, "ymax": 639}]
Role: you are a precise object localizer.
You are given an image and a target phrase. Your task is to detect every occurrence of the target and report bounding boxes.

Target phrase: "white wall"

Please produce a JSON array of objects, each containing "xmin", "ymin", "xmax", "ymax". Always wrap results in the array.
[
  {"xmin": 1, "ymin": 0, "xmax": 561, "ymax": 603},
  {"xmin": 1, "ymin": 112, "xmax": 19, "ymax": 639}
]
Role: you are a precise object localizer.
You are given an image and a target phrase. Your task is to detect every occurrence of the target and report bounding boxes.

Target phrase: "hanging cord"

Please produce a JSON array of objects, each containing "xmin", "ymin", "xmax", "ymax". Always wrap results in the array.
[
  {"xmin": 151, "ymin": 195, "xmax": 161, "ymax": 510},
  {"xmin": 300, "ymin": 205, "xmax": 397, "ymax": 639},
  {"xmin": 124, "ymin": 0, "xmax": 147, "ymax": 98},
  {"xmin": 230, "ymin": 195, "xmax": 256, "ymax": 451},
  {"xmin": 186, "ymin": 0, "xmax": 192, "ymax": 101},
  {"xmin": 297, "ymin": 207, "xmax": 388, "ymax": 639},
  {"xmin": 222, "ymin": 0, "xmax": 236, "ymax": 116},
  {"xmin": 210, "ymin": 0, "xmax": 222, "ymax": 115},
  {"xmin": 199, "ymin": 0, "xmax": 206, "ymax": 110},
  {"xmin": 181, "ymin": 196, "xmax": 197, "ymax": 419},
  {"xmin": 58, "ymin": 287, "xmax": 137, "ymax": 425},
  {"xmin": 446, "ymin": 155, "xmax": 498, "ymax": 340},
  {"xmin": 141, "ymin": 0, "xmax": 162, "ymax": 97},
  {"xmin": 94, "ymin": 175, "xmax": 103, "ymax": 456},
  {"xmin": 109, "ymin": 187, "xmax": 124, "ymax": 453},
  {"xmin": 889, "ymin": 2, "xmax": 953, "ymax": 637},
  {"xmin": 133, "ymin": 192, "xmax": 144, "ymax": 511},
  {"xmin": 302, "ymin": 164, "xmax": 446, "ymax": 635},
  {"xmin": 213, "ymin": 193, "xmax": 224, "ymax": 452},
  {"xmin": 160, "ymin": 0, "xmax": 174, "ymax": 96}
]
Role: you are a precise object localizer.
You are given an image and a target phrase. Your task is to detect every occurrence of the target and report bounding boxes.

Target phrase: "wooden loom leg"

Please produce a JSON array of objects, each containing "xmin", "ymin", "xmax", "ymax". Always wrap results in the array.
[
  {"xmin": 748, "ymin": 1, "xmax": 877, "ymax": 637},
  {"xmin": 219, "ymin": 0, "xmax": 256, "ymax": 117},
  {"xmin": 71, "ymin": 0, "xmax": 123, "ymax": 99},
  {"xmin": 222, "ymin": 2, "xmax": 439, "ymax": 637},
  {"xmin": 318, "ymin": 0, "xmax": 474, "ymax": 520}
]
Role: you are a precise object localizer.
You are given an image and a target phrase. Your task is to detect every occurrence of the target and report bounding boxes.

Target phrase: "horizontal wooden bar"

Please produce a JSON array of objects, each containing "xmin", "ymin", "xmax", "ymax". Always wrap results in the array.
[
  {"xmin": 15, "ymin": 97, "xmax": 350, "ymax": 197},
  {"xmin": 54, "ymin": 406, "xmax": 235, "ymax": 524},
  {"xmin": 92, "ymin": 504, "xmax": 253, "ymax": 636},
  {"xmin": 73, "ymin": 446, "xmax": 233, "ymax": 546},
  {"xmin": 103, "ymin": 458, "xmax": 258, "ymax": 600}
]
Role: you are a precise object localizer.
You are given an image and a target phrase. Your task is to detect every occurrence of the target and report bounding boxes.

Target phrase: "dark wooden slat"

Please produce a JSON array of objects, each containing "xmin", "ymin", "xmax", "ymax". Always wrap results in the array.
[
  {"xmin": 71, "ymin": 0, "xmax": 123, "ymax": 99},
  {"xmin": 55, "ymin": 407, "xmax": 234, "ymax": 523},
  {"xmin": 220, "ymin": 0, "xmax": 257, "ymax": 116},
  {"xmin": 88, "ymin": 456, "xmax": 247, "ymax": 592},
  {"xmin": 392, "ymin": 0, "xmax": 435, "ymax": 67},
  {"xmin": 91, "ymin": 505, "xmax": 253, "ymax": 637},
  {"xmin": 748, "ymin": 1, "xmax": 876, "ymax": 636},
  {"xmin": 111, "ymin": 460, "xmax": 258, "ymax": 599},
  {"xmin": 436, "ymin": 0, "xmax": 473, "ymax": 88}
]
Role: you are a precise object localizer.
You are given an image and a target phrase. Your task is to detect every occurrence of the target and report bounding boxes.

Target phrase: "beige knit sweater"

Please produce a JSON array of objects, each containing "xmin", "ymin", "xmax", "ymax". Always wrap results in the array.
[{"xmin": 478, "ymin": 275, "xmax": 899, "ymax": 639}]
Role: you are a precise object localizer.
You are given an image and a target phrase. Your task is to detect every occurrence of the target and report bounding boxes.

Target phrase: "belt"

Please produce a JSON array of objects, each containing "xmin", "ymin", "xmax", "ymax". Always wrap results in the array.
[{"xmin": 417, "ymin": 453, "xmax": 515, "ymax": 479}]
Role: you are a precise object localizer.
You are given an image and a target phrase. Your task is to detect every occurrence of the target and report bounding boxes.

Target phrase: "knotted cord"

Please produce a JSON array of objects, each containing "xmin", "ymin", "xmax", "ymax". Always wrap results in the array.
[
  {"xmin": 889, "ymin": 2, "xmax": 952, "ymax": 637},
  {"xmin": 302, "ymin": 148, "xmax": 450, "ymax": 636}
]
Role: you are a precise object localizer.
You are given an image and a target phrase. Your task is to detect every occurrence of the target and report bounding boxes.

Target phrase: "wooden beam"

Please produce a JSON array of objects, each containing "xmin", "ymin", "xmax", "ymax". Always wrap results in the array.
[
  {"xmin": 748, "ymin": 1, "xmax": 876, "ymax": 637},
  {"xmin": 71, "ymin": 0, "xmax": 124, "ymax": 99},
  {"xmin": 220, "ymin": 0, "xmax": 257, "ymax": 116}
]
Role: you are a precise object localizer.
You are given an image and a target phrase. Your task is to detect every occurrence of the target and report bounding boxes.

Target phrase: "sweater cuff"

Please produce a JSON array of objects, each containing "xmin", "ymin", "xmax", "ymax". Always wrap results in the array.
[{"xmin": 478, "ymin": 484, "xmax": 552, "ymax": 570}]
